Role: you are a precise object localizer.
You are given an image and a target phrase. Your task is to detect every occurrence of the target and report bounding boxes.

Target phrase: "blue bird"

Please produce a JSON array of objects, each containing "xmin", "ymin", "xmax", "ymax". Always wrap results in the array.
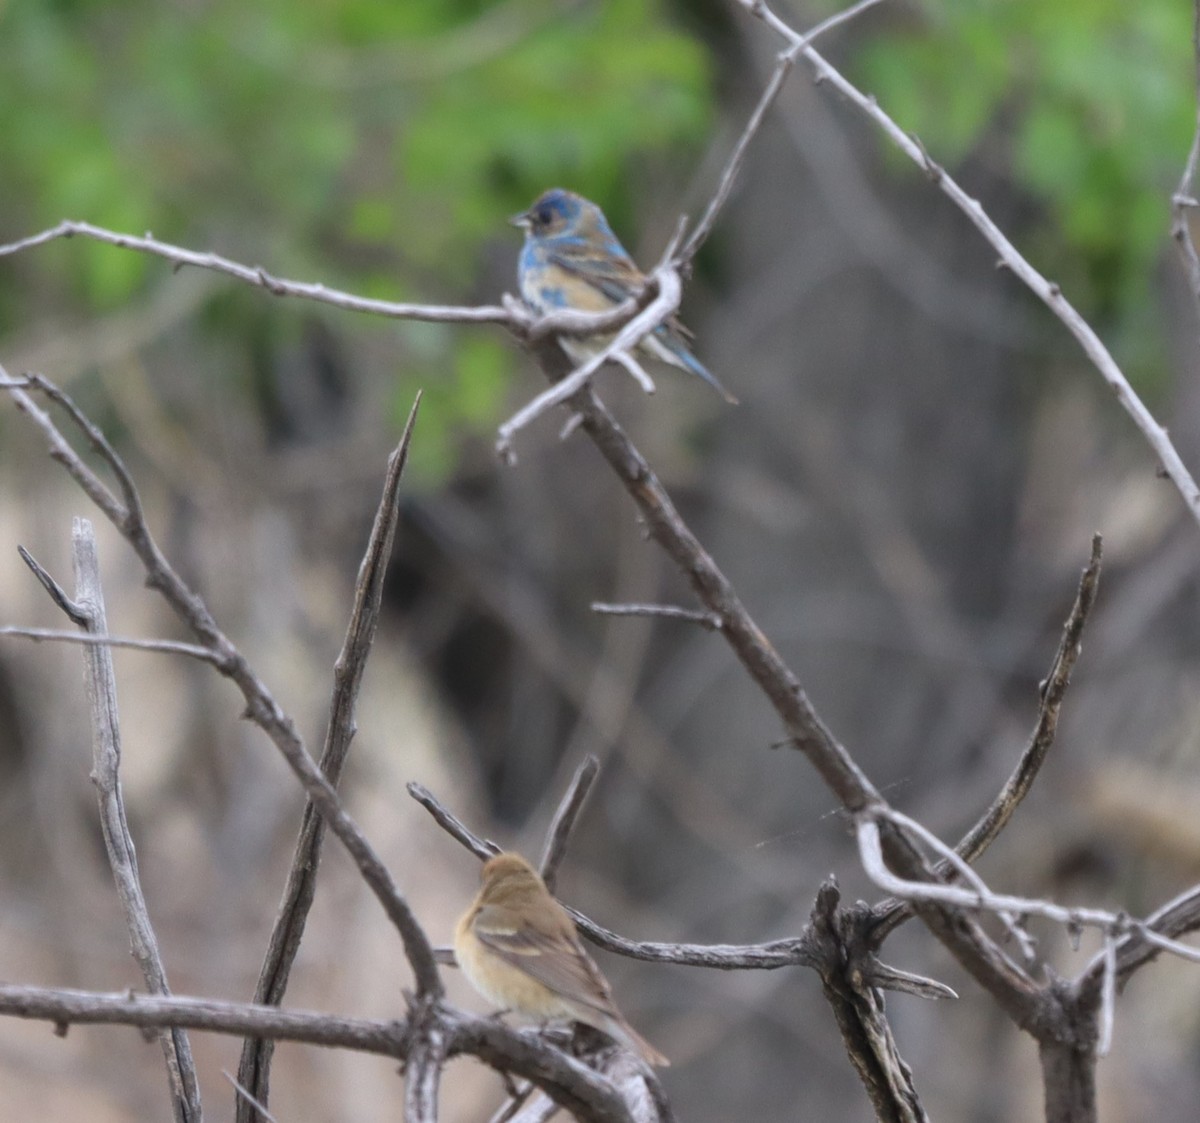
[{"xmin": 511, "ymin": 188, "xmax": 737, "ymax": 404}]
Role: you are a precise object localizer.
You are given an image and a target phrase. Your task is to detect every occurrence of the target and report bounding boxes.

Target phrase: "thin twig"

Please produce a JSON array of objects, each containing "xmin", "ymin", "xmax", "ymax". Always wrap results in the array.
[
  {"xmin": 223, "ymin": 1072, "xmax": 280, "ymax": 1123},
  {"xmin": 955, "ymin": 534, "xmax": 1101, "ymax": 865},
  {"xmin": 0, "ymin": 624, "xmax": 224, "ymax": 665},
  {"xmin": 590, "ymin": 603, "xmax": 723, "ymax": 631},
  {"xmin": 407, "ymin": 782, "xmax": 501, "ymax": 861},
  {"xmin": 1074, "ymin": 882, "xmax": 1200, "ymax": 1012},
  {"xmin": 740, "ymin": 0, "xmax": 1200, "ymax": 525},
  {"xmin": 236, "ymin": 398, "xmax": 424, "ymax": 1123},
  {"xmin": 69, "ymin": 518, "xmax": 202, "ymax": 1123},
  {"xmin": 870, "ymin": 536, "xmax": 1102, "ymax": 942},
  {"xmin": 539, "ymin": 755, "xmax": 600, "ymax": 893},
  {"xmin": 858, "ymin": 816, "xmax": 1200, "ymax": 978},
  {"xmin": 680, "ymin": 0, "xmax": 887, "ymax": 266},
  {"xmin": 872, "ymin": 807, "xmax": 1037, "ymax": 964},
  {"xmin": 486, "ymin": 1081, "xmax": 541, "ymax": 1123},
  {"xmin": 0, "ymin": 222, "xmax": 511, "ymax": 326}
]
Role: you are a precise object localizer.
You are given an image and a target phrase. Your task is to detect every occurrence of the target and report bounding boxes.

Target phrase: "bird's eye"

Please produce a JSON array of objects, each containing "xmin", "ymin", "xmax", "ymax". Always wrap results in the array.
[{"xmin": 536, "ymin": 205, "xmax": 554, "ymax": 227}]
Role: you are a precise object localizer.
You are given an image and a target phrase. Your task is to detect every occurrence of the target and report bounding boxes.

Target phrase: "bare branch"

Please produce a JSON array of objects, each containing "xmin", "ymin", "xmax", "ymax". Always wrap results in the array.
[
  {"xmin": 807, "ymin": 883, "xmax": 931, "ymax": 1123},
  {"xmin": 0, "ymin": 221, "xmax": 512, "ymax": 326},
  {"xmin": 955, "ymin": 535, "xmax": 1102, "ymax": 865},
  {"xmin": 405, "ymin": 1022, "xmax": 445, "ymax": 1123},
  {"xmin": 566, "ymin": 909, "xmax": 803, "ymax": 971},
  {"xmin": 539, "ymin": 754, "xmax": 600, "ymax": 893},
  {"xmin": 0, "ymin": 624, "xmax": 224, "ymax": 665},
  {"xmin": 544, "ymin": 368, "xmax": 879, "ymax": 811},
  {"xmin": 514, "ymin": 351, "xmax": 1041, "ymax": 1022},
  {"xmin": 738, "ymin": 0, "xmax": 1200, "ymax": 525},
  {"xmin": 0, "ymin": 220, "xmax": 661, "ymax": 347},
  {"xmin": 0, "ymin": 984, "xmax": 633, "ymax": 1123},
  {"xmin": 0, "ymin": 984, "xmax": 402, "ymax": 1054},
  {"xmin": 237, "ymin": 398, "xmax": 423, "ymax": 1122},
  {"xmin": 857, "ymin": 814, "xmax": 1200, "ymax": 988},
  {"xmin": 680, "ymin": 0, "xmax": 887, "ymax": 266},
  {"xmin": 871, "ymin": 536, "xmax": 1103, "ymax": 941},
  {"xmin": 2, "ymin": 369, "xmax": 442, "ymax": 998},
  {"xmin": 69, "ymin": 518, "xmax": 202, "ymax": 1123},
  {"xmin": 407, "ymin": 782, "xmax": 501, "ymax": 861}
]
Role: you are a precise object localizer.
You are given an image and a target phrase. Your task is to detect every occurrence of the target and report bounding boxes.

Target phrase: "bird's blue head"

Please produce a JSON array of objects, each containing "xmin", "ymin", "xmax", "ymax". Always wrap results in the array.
[{"xmin": 510, "ymin": 188, "xmax": 590, "ymax": 240}]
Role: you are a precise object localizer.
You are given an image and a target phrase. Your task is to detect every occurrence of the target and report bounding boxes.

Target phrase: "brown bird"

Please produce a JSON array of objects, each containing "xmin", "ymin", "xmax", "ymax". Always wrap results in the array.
[{"xmin": 454, "ymin": 851, "xmax": 669, "ymax": 1067}]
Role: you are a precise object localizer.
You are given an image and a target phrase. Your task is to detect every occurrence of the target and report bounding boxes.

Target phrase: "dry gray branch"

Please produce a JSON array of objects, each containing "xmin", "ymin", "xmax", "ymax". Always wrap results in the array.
[
  {"xmin": 0, "ymin": 983, "xmax": 636, "ymax": 1123},
  {"xmin": 539, "ymin": 754, "xmax": 600, "ymax": 893},
  {"xmin": 870, "ymin": 536, "xmax": 1103, "ymax": 942},
  {"xmin": 0, "ymin": 624, "xmax": 222, "ymax": 664},
  {"xmin": 738, "ymin": 0, "xmax": 1200, "ymax": 526},
  {"xmin": 679, "ymin": 0, "xmax": 886, "ymax": 267},
  {"xmin": 236, "ymin": 397, "xmax": 423, "ymax": 1123},
  {"xmin": 1, "ymin": 368, "xmax": 441, "ymax": 998},
  {"xmin": 67, "ymin": 518, "xmax": 202, "ymax": 1123}
]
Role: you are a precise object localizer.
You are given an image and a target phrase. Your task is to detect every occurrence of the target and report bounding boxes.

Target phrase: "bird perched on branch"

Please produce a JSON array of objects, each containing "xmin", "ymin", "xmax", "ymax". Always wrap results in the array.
[
  {"xmin": 454, "ymin": 851, "xmax": 669, "ymax": 1067},
  {"xmin": 511, "ymin": 187, "xmax": 737, "ymax": 404}
]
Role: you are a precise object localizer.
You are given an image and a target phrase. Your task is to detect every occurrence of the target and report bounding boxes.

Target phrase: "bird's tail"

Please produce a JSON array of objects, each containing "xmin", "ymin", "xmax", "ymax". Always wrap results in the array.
[
  {"xmin": 603, "ymin": 1012, "xmax": 670, "ymax": 1067},
  {"xmin": 648, "ymin": 328, "xmax": 739, "ymax": 404},
  {"xmin": 677, "ymin": 348, "xmax": 739, "ymax": 406}
]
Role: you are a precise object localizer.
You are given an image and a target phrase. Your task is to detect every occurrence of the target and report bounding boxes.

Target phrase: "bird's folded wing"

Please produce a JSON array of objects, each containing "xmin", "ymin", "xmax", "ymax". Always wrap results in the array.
[
  {"xmin": 546, "ymin": 240, "xmax": 643, "ymax": 308},
  {"xmin": 473, "ymin": 904, "xmax": 617, "ymax": 1017}
]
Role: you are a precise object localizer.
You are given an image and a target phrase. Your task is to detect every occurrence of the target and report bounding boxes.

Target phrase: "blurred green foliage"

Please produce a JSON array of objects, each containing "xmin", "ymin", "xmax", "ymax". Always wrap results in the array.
[
  {"xmin": 853, "ymin": 0, "xmax": 1194, "ymax": 382},
  {"xmin": 0, "ymin": 0, "xmax": 711, "ymax": 470}
]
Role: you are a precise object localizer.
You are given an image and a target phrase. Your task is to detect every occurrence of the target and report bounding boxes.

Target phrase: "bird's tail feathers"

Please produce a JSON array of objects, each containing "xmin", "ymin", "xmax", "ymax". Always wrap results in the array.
[
  {"xmin": 602, "ymin": 1013, "xmax": 670, "ymax": 1068},
  {"xmin": 681, "ymin": 351, "xmax": 739, "ymax": 406},
  {"xmin": 648, "ymin": 331, "xmax": 738, "ymax": 404}
]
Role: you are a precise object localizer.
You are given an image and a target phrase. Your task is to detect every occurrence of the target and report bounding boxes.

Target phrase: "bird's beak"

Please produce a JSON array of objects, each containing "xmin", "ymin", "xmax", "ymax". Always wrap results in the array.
[{"xmin": 509, "ymin": 210, "xmax": 532, "ymax": 231}]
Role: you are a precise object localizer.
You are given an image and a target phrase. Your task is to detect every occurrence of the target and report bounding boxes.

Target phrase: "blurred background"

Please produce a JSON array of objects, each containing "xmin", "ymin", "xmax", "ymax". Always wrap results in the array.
[{"xmin": 2, "ymin": 0, "xmax": 1200, "ymax": 1118}]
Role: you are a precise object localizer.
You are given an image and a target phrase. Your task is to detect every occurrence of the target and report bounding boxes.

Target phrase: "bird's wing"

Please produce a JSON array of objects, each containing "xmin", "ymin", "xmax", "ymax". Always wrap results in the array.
[
  {"xmin": 547, "ymin": 239, "xmax": 698, "ymax": 341},
  {"xmin": 544, "ymin": 238, "xmax": 646, "ymax": 308},
  {"xmin": 473, "ymin": 904, "xmax": 617, "ymax": 1018}
]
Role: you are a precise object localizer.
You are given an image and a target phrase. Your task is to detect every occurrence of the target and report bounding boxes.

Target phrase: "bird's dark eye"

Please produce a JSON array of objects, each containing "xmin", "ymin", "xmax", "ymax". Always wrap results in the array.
[{"xmin": 536, "ymin": 205, "xmax": 554, "ymax": 227}]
